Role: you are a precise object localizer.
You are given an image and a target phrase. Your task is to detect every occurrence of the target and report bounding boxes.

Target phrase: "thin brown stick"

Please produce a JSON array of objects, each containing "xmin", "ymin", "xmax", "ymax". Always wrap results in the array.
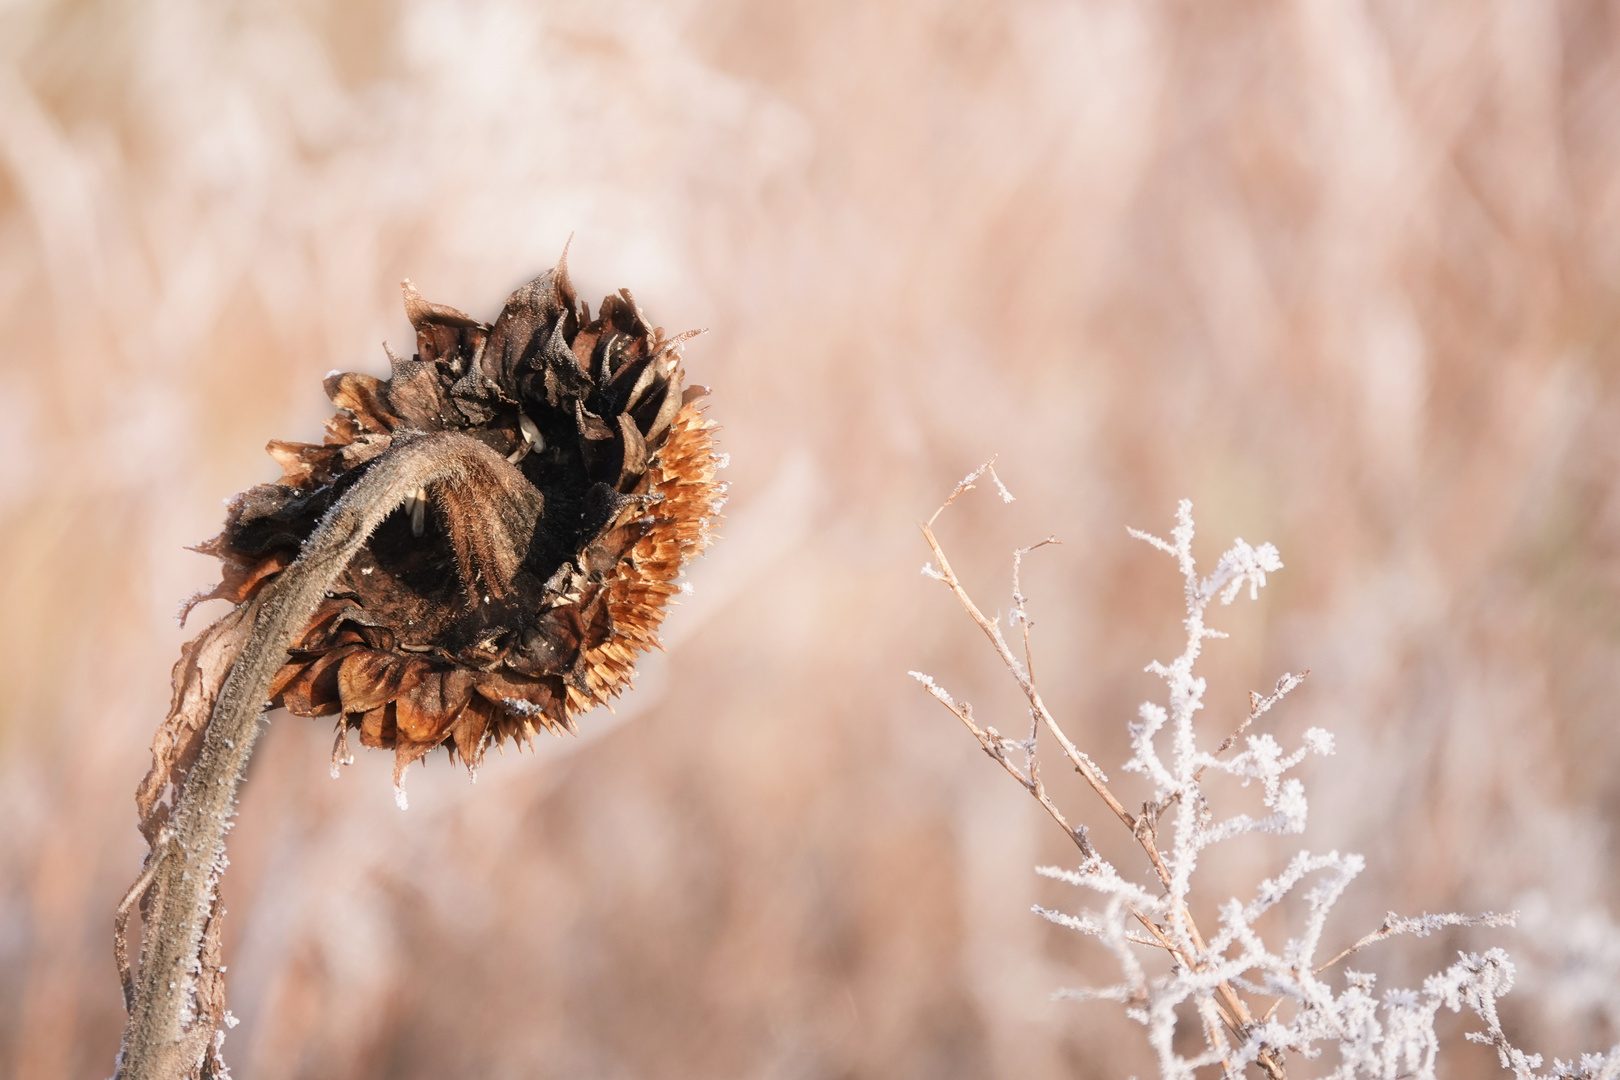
[
  {"xmin": 917, "ymin": 684, "xmax": 1201, "ymax": 971},
  {"xmin": 1010, "ymin": 536, "xmax": 1058, "ymax": 687},
  {"xmin": 1316, "ymin": 925, "xmax": 1399, "ymax": 978},
  {"xmin": 922, "ymin": 523, "xmax": 1142, "ymax": 842},
  {"xmin": 915, "ymin": 679, "xmax": 1091, "ymax": 856},
  {"xmin": 1317, "ymin": 910, "xmax": 1516, "ymax": 978},
  {"xmin": 1199, "ymin": 672, "xmax": 1311, "ymax": 781}
]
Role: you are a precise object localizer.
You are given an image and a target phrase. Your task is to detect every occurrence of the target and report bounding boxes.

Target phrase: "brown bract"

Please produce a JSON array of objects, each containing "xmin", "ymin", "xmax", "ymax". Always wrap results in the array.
[{"xmin": 159, "ymin": 261, "xmax": 721, "ymax": 799}]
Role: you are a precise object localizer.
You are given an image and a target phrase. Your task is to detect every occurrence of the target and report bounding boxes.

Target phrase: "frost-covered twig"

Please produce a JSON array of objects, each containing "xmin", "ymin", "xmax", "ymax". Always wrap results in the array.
[
  {"xmin": 917, "ymin": 477, "xmax": 1283, "ymax": 1077},
  {"xmin": 914, "ymin": 473, "xmax": 1619, "ymax": 1079}
]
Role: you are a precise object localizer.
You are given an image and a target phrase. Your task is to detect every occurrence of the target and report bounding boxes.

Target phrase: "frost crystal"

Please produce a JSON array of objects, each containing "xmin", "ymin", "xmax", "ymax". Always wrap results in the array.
[{"xmin": 917, "ymin": 493, "xmax": 1619, "ymax": 1080}]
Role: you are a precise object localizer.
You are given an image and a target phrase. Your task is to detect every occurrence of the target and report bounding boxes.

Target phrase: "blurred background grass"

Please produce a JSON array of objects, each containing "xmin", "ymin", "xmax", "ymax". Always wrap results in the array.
[{"xmin": 1, "ymin": 1, "xmax": 1619, "ymax": 1077}]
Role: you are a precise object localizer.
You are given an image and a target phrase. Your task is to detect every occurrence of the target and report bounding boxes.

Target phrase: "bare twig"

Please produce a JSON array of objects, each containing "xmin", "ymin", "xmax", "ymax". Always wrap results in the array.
[
  {"xmin": 910, "ymin": 675, "xmax": 1095, "ymax": 859},
  {"xmin": 1205, "ymin": 671, "xmax": 1311, "ymax": 770},
  {"xmin": 1010, "ymin": 536, "xmax": 1059, "ymax": 686},
  {"xmin": 925, "ymin": 456, "xmax": 1014, "ymax": 529}
]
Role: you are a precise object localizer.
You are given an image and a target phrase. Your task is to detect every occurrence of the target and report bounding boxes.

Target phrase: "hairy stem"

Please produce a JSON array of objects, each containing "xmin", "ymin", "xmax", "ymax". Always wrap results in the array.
[{"xmin": 117, "ymin": 431, "xmax": 533, "ymax": 1080}]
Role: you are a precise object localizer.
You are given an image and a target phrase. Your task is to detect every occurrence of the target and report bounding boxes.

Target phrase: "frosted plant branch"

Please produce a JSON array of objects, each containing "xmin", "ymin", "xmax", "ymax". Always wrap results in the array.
[
  {"xmin": 913, "ymin": 473, "xmax": 1619, "ymax": 1079},
  {"xmin": 917, "ymin": 474, "xmax": 1283, "ymax": 1078}
]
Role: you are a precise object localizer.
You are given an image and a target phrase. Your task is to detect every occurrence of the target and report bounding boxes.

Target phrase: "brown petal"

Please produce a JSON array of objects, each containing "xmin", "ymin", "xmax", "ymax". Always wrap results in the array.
[
  {"xmin": 473, "ymin": 673, "xmax": 565, "ymax": 737},
  {"xmin": 324, "ymin": 411, "xmax": 364, "ymax": 446},
  {"xmin": 482, "ymin": 270, "xmax": 572, "ymax": 389},
  {"xmin": 427, "ymin": 440, "xmax": 544, "ymax": 601},
  {"xmin": 447, "ymin": 695, "xmax": 498, "ymax": 765},
  {"xmin": 614, "ymin": 412, "xmax": 648, "ymax": 491},
  {"xmin": 552, "ymin": 240, "xmax": 579, "ymax": 320},
  {"xmin": 181, "ymin": 549, "xmax": 294, "ymax": 624},
  {"xmin": 268, "ymin": 660, "xmax": 309, "ymax": 703},
  {"xmin": 338, "ymin": 651, "xmax": 429, "ymax": 714},
  {"xmin": 234, "ymin": 549, "xmax": 293, "ymax": 600},
  {"xmin": 337, "ymin": 433, "xmax": 392, "ymax": 471},
  {"xmin": 473, "ymin": 672, "xmax": 553, "ymax": 711},
  {"xmin": 292, "ymin": 597, "xmax": 361, "ymax": 651},
  {"xmin": 401, "ymin": 279, "xmax": 481, "ymax": 329},
  {"xmin": 639, "ymin": 380, "xmax": 683, "ymax": 447},
  {"xmin": 572, "ymin": 325, "xmax": 604, "ymax": 377},
  {"xmin": 266, "ymin": 440, "xmax": 318, "ymax": 486},
  {"xmin": 603, "ymin": 353, "xmax": 652, "ymax": 406},
  {"xmin": 575, "ymin": 400, "xmax": 615, "ymax": 442},
  {"xmin": 621, "ymin": 355, "xmax": 659, "ymax": 413},
  {"xmin": 323, "ymin": 372, "xmax": 399, "ymax": 433},
  {"xmin": 316, "ymin": 601, "xmax": 397, "ymax": 652},
  {"xmin": 388, "ymin": 354, "xmax": 451, "ymax": 430},
  {"xmin": 281, "ymin": 645, "xmax": 363, "ymax": 717},
  {"xmin": 394, "ymin": 669, "xmax": 475, "ymax": 742},
  {"xmin": 392, "ymin": 738, "xmax": 438, "ymax": 794},
  {"xmin": 600, "ymin": 288, "xmax": 653, "ymax": 341},
  {"xmin": 358, "ymin": 702, "xmax": 398, "ymax": 748}
]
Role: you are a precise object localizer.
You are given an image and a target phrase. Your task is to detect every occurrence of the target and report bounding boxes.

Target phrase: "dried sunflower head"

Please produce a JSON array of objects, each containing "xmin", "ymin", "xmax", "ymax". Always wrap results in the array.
[{"xmin": 190, "ymin": 261, "xmax": 722, "ymax": 785}]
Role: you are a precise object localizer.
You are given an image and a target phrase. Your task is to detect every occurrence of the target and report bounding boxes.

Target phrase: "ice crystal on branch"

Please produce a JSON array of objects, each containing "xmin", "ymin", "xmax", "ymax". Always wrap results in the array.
[{"xmin": 913, "ymin": 473, "xmax": 1619, "ymax": 1079}]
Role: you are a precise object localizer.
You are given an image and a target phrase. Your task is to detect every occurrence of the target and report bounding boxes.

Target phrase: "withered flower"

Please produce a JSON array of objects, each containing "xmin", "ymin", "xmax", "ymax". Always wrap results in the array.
[{"xmin": 189, "ymin": 261, "xmax": 722, "ymax": 789}]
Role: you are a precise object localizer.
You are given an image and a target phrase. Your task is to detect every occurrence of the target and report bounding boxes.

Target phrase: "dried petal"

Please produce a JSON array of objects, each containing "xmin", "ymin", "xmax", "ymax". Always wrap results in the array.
[
  {"xmin": 323, "ymin": 372, "xmax": 399, "ymax": 433},
  {"xmin": 395, "ymin": 669, "xmax": 475, "ymax": 742},
  {"xmin": 280, "ymin": 645, "xmax": 363, "ymax": 717},
  {"xmin": 338, "ymin": 650, "xmax": 428, "ymax": 714}
]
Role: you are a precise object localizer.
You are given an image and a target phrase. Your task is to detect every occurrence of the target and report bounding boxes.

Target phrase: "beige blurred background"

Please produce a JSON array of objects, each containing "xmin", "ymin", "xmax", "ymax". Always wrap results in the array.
[{"xmin": 2, "ymin": 1, "xmax": 1619, "ymax": 1077}]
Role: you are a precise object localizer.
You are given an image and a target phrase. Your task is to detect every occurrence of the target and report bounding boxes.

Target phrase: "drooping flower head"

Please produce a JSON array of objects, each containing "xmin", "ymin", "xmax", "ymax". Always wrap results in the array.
[{"xmin": 190, "ymin": 260, "xmax": 722, "ymax": 784}]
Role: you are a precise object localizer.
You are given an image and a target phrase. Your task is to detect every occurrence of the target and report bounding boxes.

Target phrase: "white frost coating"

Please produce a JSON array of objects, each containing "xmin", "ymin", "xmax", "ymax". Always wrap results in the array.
[
  {"xmin": 707, "ymin": 480, "xmax": 730, "ymax": 515},
  {"xmin": 212, "ymin": 1027, "xmax": 234, "ymax": 1078},
  {"xmin": 1025, "ymin": 502, "xmax": 1607, "ymax": 1079},
  {"xmin": 393, "ymin": 783, "xmax": 408, "ymax": 811},
  {"xmin": 1302, "ymin": 726, "xmax": 1335, "ymax": 755},
  {"xmin": 907, "ymin": 670, "xmax": 957, "ymax": 711},
  {"xmin": 950, "ymin": 458, "xmax": 1015, "ymax": 505},
  {"xmin": 711, "ymin": 451, "xmax": 731, "ymax": 469},
  {"xmin": 989, "ymin": 471, "xmax": 1015, "ymax": 503}
]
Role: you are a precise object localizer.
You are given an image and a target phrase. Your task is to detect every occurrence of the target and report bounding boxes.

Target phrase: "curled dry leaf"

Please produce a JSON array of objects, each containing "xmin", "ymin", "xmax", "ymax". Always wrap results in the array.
[
  {"xmin": 152, "ymin": 258, "xmax": 722, "ymax": 809},
  {"xmin": 136, "ymin": 594, "xmax": 264, "ymax": 843}
]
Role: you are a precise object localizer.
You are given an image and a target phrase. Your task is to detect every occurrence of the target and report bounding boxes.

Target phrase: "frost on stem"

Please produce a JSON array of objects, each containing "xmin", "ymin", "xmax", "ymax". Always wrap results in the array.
[{"xmin": 915, "ymin": 476, "xmax": 1619, "ymax": 1080}]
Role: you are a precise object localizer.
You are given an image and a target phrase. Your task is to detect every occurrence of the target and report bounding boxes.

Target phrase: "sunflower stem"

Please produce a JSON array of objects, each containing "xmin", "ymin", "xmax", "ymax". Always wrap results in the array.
[{"xmin": 116, "ymin": 431, "xmax": 534, "ymax": 1080}]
